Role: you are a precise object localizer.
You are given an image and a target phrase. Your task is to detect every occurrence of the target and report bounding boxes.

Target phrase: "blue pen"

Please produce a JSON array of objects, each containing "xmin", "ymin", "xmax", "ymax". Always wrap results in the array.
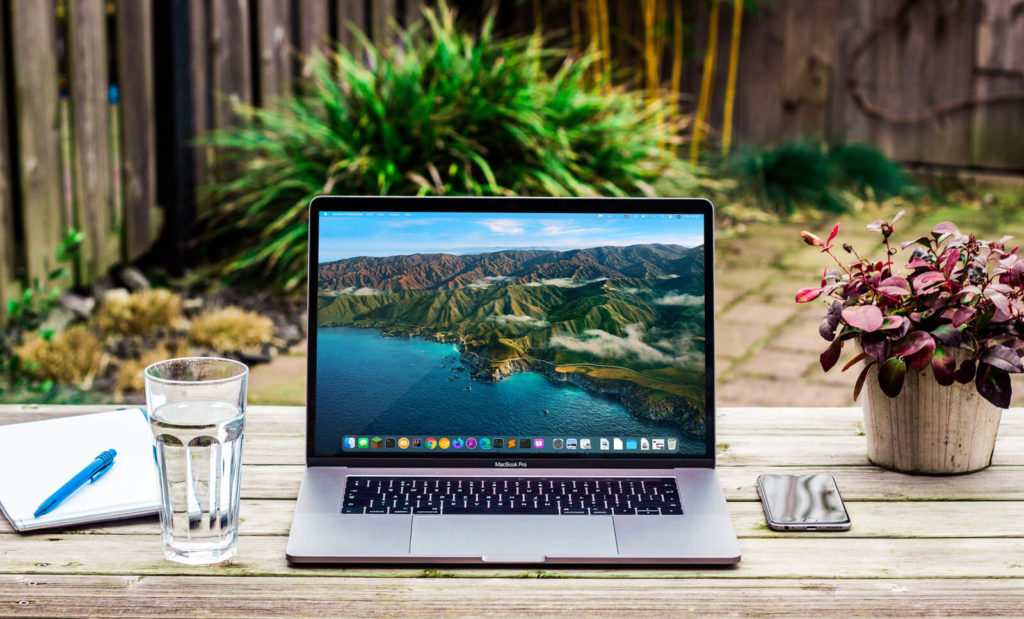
[{"xmin": 33, "ymin": 449, "xmax": 117, "ymax": 518}]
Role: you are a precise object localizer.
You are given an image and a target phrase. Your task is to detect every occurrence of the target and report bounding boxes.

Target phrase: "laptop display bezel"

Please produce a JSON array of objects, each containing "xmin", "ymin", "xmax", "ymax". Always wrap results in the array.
[{"xmin": 305, "ymin": 196, "xmax": 716, "ymax": 468}]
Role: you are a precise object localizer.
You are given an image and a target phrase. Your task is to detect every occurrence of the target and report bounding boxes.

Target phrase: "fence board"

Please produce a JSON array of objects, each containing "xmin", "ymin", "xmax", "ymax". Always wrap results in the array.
[
  {"xmin": 190, "ymin": 0, "xmax": 213, "ymax": 195},
  {"xmin": 211, "ymin": 0, "xmax": 252, "ymax": 131},
  {"xmin": 257, "ymin": 0, "xmax": 292, "ymax": 102},
  {"xmin": 336, "ymin": 0, "xmax": 367, "ymax": 52},
  {"xmin": 68, "ymin": 0, "xmax": 117, "ymax": 282},
  {"xmin": 406, "ymin": 0, "xmax": 427, "ymax": 25},
  {"xmin": 0, "ymin": 1, "xmax": 16, "ymax": 321},
  {"xmin": 372, "ymin": 0, "xmax": 398, "ymax": 44},
  {"xmin": 117, "ymin": 0, "xmax": 159, "ymax": 261},
  {"xmin": 970, "ymin": 0, "xmax": 1024, "ymax": 169},
  {"xmin": 10, "ymin": 0, "xmax": 65, "ymax": 288},
  {"xmin": 297, "ymin": 0, "xmax": 329, "ymax": 69}
]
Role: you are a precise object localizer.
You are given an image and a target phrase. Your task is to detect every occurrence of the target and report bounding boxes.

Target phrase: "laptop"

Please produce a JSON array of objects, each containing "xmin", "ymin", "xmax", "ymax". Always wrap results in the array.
[{"xmin": 286, "ymin": 196, "xmax": 740, "ymax": 564}]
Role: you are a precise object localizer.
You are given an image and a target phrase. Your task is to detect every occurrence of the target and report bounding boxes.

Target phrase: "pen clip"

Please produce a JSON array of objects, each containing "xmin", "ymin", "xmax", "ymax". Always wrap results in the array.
[{"xmin": 89, "ymin": 458, "xmax": 114, "ymax": 483}]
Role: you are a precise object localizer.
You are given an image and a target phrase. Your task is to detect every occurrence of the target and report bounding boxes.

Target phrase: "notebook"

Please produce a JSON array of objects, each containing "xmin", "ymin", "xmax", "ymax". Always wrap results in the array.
[{"xmin": 0, "ymin": 408, "xmax": 161, "ymax": 532}]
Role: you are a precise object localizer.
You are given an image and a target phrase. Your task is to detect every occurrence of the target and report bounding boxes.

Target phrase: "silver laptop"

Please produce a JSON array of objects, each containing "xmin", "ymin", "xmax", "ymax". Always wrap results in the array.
[{"xmin": 286, "ymin": 196, "xmax": 740, "ymax": 564}]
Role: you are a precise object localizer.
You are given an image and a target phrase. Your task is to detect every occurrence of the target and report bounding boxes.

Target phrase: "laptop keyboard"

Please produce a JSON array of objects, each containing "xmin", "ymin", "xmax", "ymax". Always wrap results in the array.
[{"xmin": 342, "ymin": 476, "xmax": 682, "ymax": 515}]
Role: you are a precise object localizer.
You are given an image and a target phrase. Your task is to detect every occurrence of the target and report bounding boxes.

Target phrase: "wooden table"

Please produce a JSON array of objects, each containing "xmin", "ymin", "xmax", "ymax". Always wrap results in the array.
[{"xmin": 1, "ymin": 405, "xmax": 1022, "ymax": 616}]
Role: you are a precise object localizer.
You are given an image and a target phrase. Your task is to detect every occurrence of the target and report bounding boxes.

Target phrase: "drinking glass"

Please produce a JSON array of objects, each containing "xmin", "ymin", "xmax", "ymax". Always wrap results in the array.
[{"xmin": 144, "ymin": 357, "xmax": 249, "ymax": 564}]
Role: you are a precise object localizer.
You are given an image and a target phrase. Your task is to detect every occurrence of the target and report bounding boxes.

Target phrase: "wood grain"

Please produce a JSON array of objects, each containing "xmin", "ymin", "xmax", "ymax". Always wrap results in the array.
[
  {"xmin": 211, "ymin": 0, "xmax": 252, "ymax": 132},
  {"xmin": 2, "ymin": 575, "xmax": 1022, "ymax": 617},
  {"xmin": 335, "ymin": 0, "xmax": 367, "ymax": 52},
  {"xmin": 117, "ymin": 0, "xmax": 158, "ymax": 261},
  {"xmin": 68, "ymin": 0, "xmax": 117, "ymax": 282},
  {"xmin": 256, "ymin": 0, "xmax": 293, "ymax": 103},
  {"xmin": 10, "ymin": 0, "xmax": 66, "ymax": 288},
  {"xmin": 0, "ymin": 0, "xmax": 16, "ymax": 323}
]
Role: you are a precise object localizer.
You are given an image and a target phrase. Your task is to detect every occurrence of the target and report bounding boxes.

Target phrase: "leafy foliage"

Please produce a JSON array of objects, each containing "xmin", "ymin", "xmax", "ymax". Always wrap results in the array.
[
  {"xmin": 797, "ymin": 212, "xmax": 1024, "ymax": 408},
  {"xmin": 200, "ymin": 2, "xmax": 698, "ymax": 294},
  {"xmin": 728, "ymin": 141, "xmax": 911, "ymax": 215},
  {"xmin": 1, "ymin": 230, "xmax": 83, "ymax": 393}
]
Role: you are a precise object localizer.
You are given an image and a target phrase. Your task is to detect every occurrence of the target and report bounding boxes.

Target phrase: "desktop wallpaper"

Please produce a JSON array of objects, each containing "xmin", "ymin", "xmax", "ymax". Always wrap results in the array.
[{"xmin": 314, "ymin": 210, "xmax": 708, "ymax": 456}]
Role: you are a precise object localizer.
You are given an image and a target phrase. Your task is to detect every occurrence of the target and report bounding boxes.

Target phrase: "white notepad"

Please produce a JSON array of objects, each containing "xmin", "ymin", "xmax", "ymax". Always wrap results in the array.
[{"xmin": 0, "ymin": 408, "xmax": 161, "ymax": 532}]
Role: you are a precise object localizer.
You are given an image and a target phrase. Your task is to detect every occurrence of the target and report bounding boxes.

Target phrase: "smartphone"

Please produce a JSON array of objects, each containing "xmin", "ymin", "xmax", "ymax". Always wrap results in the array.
[{"xmin": 756, "ymin": 474, "xmax": 851, "ymax": 531}]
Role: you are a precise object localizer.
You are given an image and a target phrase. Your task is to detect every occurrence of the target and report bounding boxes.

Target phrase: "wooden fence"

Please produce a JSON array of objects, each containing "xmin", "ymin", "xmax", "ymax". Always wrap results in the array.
[{"xmin": 1, "ymin": 0, "xmax": 1021, "ymax": 321}]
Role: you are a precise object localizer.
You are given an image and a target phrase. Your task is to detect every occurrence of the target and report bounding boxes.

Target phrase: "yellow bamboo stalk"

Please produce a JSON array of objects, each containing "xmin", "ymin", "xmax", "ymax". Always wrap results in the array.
[
  {"xmin": 598, "ymin": 0, "xmax": 612, "ymax": 87},
  {"xmin": 586, "ymin": 0, "xmax": 602, "ymax": 86},
  {"xmin": 642, "ymin": 0, "xmax": 658, "ymax": 102},
  {"xmin": 570, "ymin": 0, "xmax": 583, "ymax": 56},
  {"xmin": 721, "ymin": 0, "xmax": 744, "ymax": 157},
  {"xmin": 690, "ymin": 0, "xmax": 722, "ymax": 165},
  {"xmin": 670, "ymin": 0, "xmax": 683, "ymax": 111},
  {"xmin": 532, "ymin": 0, "xmax": 543, "ymax": 38}
]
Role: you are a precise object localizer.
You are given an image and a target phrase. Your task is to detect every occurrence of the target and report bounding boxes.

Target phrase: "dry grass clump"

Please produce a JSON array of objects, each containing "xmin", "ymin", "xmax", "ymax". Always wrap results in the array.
[
  {"xmin": 14, "ymin": 326, "xmax": 103, "ymax": 386},
  {"xmin": 95, "ymin": 289, "xmax": 185, "ymax": 336},
  {"xmin": 188, "ymin": 306, "xmax": 274, "ymax": 352},
  {"xmin": 114, "ymin": 340, "xmax": 189, "ymax": 396}
]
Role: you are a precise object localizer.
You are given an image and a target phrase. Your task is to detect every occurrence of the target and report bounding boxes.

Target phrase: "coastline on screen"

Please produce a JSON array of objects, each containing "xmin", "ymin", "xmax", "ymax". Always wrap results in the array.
[{"xmin": 313, "ymin": 211, "xmax": 708, "ymax": 457}]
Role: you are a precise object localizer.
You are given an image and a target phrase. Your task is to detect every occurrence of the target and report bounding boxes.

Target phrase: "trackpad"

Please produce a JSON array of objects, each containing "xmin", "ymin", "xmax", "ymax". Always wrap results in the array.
[{"xmin": 410, "ymin": 516, "xmax": 617, "ymax": 559}]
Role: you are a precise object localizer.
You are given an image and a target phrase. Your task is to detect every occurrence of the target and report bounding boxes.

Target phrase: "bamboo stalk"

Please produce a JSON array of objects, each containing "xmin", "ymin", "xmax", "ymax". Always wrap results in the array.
[
  {"xmin": 721, "ymin": 0, "xmax": 744, "ymax": 157},
  {"xmin": 532, "ymin": 0, "xmax": 543, "ymax": 38},
  {"xmin": 670, "ymin": 1, "xmax": 684, "ymax": 152},
  {"xmin": 570, "ymin": 0, "xmax": 582, "ymax": 56},
  {"xmin": 598, "ymin": 0, "xmax": 612, "ymax": 87},
  {"xmin": 642, "ymin": 0, "xmax": 658, "ymax": 102},
  {"xmin": 586, "ymin": 0, "xmax": 602, "ymax": 86},
  {"xmin": 690, "ymin": 0, "xmax": 722, "ymax": 165}
]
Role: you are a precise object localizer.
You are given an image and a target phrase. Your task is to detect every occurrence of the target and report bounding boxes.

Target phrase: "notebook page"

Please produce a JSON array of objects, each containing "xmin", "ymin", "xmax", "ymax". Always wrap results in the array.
[{"xmin": 0, "ymin": 409, "xmax": 161, "ymax": 531}]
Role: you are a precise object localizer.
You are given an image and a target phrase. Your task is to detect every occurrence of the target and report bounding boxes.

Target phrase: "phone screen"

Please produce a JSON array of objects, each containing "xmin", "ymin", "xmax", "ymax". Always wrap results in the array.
[{"xmin": 758, "ymin": 474, "xmax": 849, "ymax": 525}]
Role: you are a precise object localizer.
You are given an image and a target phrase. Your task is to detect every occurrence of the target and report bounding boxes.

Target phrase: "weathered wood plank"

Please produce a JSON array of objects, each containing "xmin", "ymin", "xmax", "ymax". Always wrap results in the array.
[
  {"xmin": 296, "ymin": 0, "xmax": 329, "ymax": 78},
  {"xmin": 256, "ymin": 0, "xmax": 292, "ymax": 104},
  {"xmin": 189, "ymin": 0, "xmax": 213, "ymax": 196},
  {"xmin": 970, "ymin": 0, "xmax": 1024, "ymax": 169},
  {"xmin": 210, "ymin": 0, "xmax": 252, "ymax": 131},
  {"xmin": 371, "ymin": 0, "xmax": 398, "ymax": 44},
  {"xmin": 2, "ymin": 534, "xmax": 1024, "ymax": 578},
  {"xmin": 5, "ymin": 498, "xmax": 1024, "ymax": 540},
  {"xmin": 2, "ymin": 575, "xmax": 1024, "ymax": 617},
  {"xmin": 117, "ymin": 0, "xmax": 159, "ymax": 261},
  {"xmin": 3, "ymin": 575, "xmax": 1024, "ymax": 617},
  {"xmin": 335, "ymin": 0, "xmax": 367, "ymax": 52},
  {"xmin": 68, "ymin": 0, "xmax": 117, "ymax": 282},
  {"xmin": 0, "ymin": 0, "xmax": 17, "ymax": 323},
  {"xmin": 778, "ymin": 0, "xmax": 835, "ymax": 138},
  {"xmin": 406, "ymin": 0, "xmax": 427, "ymax": 26},
  {"xmin": 10, "ymin": 0, "xmax": 66, "ymax": 287}
]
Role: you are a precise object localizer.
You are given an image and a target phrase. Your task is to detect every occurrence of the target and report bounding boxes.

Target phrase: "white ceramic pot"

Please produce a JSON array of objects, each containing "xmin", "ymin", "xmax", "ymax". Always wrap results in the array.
[{"xmin": 862, "ymin": 356, "xmax": 1003, "ymax": 474}]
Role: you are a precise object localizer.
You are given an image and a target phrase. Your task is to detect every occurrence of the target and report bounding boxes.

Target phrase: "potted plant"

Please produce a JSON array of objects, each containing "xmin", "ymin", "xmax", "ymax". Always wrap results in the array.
[{"xmin": 796, "ymin": 211, "xmax": 1023, "ymax": 474}]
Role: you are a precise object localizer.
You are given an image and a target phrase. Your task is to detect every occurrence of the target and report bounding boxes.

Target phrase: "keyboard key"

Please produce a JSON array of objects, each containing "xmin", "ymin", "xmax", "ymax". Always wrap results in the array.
[
  {"xmin": 561, "ymin": 507, "xmax": 588, "ymax": 515},
  {"xmin": 341, "ymin": 506, "xmax": 365, "ymax": 514}
]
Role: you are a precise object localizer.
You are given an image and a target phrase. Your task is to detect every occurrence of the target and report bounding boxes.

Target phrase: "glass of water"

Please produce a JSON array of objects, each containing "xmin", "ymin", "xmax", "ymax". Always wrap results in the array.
[{"xmin": 144, "ymin": 357, "xmax": 248, "ymax": 564}]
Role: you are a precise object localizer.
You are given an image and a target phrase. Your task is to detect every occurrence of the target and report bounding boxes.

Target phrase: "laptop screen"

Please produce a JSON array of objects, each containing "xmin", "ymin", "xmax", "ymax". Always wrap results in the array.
[{"xmin": 310, "ymin": 202, "xmax": 712, "ymax": 461}]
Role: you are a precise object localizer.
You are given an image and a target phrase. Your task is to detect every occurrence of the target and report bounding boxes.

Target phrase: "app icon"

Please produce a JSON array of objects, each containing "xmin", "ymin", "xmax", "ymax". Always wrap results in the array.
[
  {"xmin": 533, "ymin": 438, "xmax": 545, "ymax": 449},
  {"xmin": 344, "ymin": 437, "xmax": 356, "ymax": 449},
  {"xmin": 553, "ymin": 438, "xmax": 564, "ymax": 449},
  {"xmin": 626, "ymin": 439, "xmax": 638, "ymax": 450},
  {"xmin": 507, "ymin": 439, "xmax": 516, "ymax": 449},
  {"xmin": 357, "ymin": 437, "xmax": 370, "ymax": 449},
  {"xmin": 371, "ymin": 437, "xmax": 384, "ymax": 449},
  {"xmin": 667, "ymin": 438, "xmax": 677, "ymax": 450},
  {"xmin": 452, "ymin": 438, "xmax": 464, "ymax": 449},
  {"xmin": 466, "ymin": 438, "xmax": 478, "ymax": 449},
  {"xmin": 600, "ymin": 438, "xmax": 610, "ymax": 450},
  {"xmin": 613, "ymin": 438, "xmax": 623, "ymax": 450},
  {"xmin": 439, "ymin": 437, "xmax": 451, "ymax": 449},
  {"xmin": 412, "ymin": 438, "xmax": 422, "ymax": 448},
  {"xmin": 493, "ymin": 438, "xmax": 504, "ymax": 449},
  {"xmin": 398, "ymin": 437, "xmax": 410, "ymax": 449},
  {"xmin": 640, "ymin": 438, "xmax": 650, "ymax": 451},
  {"xmin": 566, "ymin": 438, "xmax": 578, "ymax": 450},
  {"xmin": 652, "ymin": 438, "xmax": 665, "ymax": 450},
  {"xmin": 520, "ymin": 438, "xmax": 532, "ymax": 449},
  {"xmin": 385, "ymin": 438, "xmax": 396, "ymax": 448},
  {"xmin": 480, "ymin": 438, "xmax": 491, "ymax": 450},
  {"xmin": 580, "ymin": 438, "xmax": 592, "ymax": 450},
  {"xmin": 426, "ymin": 437, "xmax": 437, "ymax": 449}
]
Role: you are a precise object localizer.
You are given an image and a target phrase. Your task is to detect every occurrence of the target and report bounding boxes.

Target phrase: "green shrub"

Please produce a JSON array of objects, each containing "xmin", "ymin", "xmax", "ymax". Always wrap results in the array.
[
  {"xmin": 727, "ymin": 141, "xmax": 910, "ymax": 215},
  {"xmin": 94, "ymin": 289, "xmax": 185, "ymax": 337},
  {"xmin": 200, "ymin": 2, "xmax": 697, "ymax": 293},
  {"xmin": 14, "ymin": 326, "xmax": 102, "ymax": 387}
]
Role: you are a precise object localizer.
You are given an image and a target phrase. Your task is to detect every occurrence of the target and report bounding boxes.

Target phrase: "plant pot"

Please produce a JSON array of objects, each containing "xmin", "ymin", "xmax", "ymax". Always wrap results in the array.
[{"xmin": 862, "ymin": 356, "xmax": 1003, "ymax": 474}]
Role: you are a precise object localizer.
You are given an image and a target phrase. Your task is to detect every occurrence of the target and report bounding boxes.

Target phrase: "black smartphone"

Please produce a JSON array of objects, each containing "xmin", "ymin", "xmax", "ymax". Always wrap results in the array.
[{"xmin": 756, "ymin": 474, "xmax": 851, "ymax": 531}]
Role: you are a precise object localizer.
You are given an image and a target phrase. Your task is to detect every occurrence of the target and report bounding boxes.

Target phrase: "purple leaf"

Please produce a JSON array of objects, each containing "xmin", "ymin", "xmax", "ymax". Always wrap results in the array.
[
  {"xmin": 818, "ymin": 319, "xmax": 836, "ymax": 341},
  {"xmin": 878, "ymin": 357, "xmax": 907, "ymax": 397},
  {"xmin": 892, "ymin": 210, "xmax": 906, "ymax": 225},
  {"xmin": 892, "ymin": 331, "xmax": 936, "ymax": 372},
  {"xmin": 906, "ymin": 257, "xmax": 933, "ymax": 269},
  {"xmin": 982, "ymin": 345, "xmax": 1024, "ymax": 374},
  {"xmin": 976, "ymin": 364, "xmax": 1011, "ymax": 409},
  {"xmin": 842, "ymin": 305, "xmax": 884, "ymax": 332},
  {"xmin": 853, "ymin": 361, "xmax": 875, "ymax": 401},
  {"xmin": 954, "ymin": 359, "xmax": 976, "ymax": 384},
  {"xmin": 930, "ymin": 324, "xmax": 962, "ymax": 347},
  {"xmin": 901, "ymin": 236, "xmax": 931, "ymax": 250},
  {"xmin": 879, "ymin": 315, "xmax": 908, "ymax": 331},
  {"xmin": 952, "ymin": 307, "xmax": 976, "ymax": 328},
  {"xmin": 866, "ymin": 220, "xmax": 885, "ymax": 232},
  {"xmin": 827, "ymin": 222, "xmax": 840, "ymax": 245},
  {"xmin": 879, "ymin": 276, "xmax": 910, "ymax": 291},
  {"xmin": 931, "ymin": 347, "xmax": 956, "ymax": 386},
  {"xmin": 796, "ymin": 287, "xmax": 823, "ymax": 303},
  {"xmin": 842, "ymin": 351, "xmax": 869, "ymax": 372},
  {"xmin": 820, "ymin": 338, "xmax": 843, "ymax": 372},
  {"xmin": 932, "ymin": 222, "xmax": 960, "ymax": 238},
  {"xmin": 862, "ymin": 336, "xmax": 888, "ymax": 361},
  {"xmin": 877, "ymin": 286, "xmax": 911, "ymax": 297},
  {"xmin": 913, "ymin": 271, "xmax": 946, "ymax": 293}
]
